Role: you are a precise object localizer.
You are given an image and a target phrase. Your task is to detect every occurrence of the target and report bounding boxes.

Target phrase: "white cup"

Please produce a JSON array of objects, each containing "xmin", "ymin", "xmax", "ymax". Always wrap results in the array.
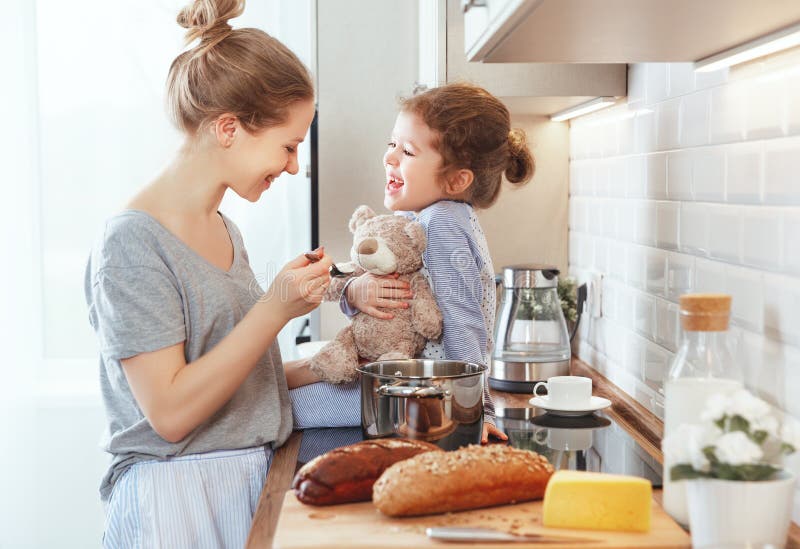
[{"xmin": 533, "ymin": 376, "xmax": 592, "ymax": 408}]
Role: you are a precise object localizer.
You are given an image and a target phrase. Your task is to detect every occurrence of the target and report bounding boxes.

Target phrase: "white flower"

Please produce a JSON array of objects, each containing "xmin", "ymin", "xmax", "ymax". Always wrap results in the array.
[
  {"xmin": 701, "ymin": 389, "xmax": 772, "ymax": 426},
  {"xmin": 780, "ymin": 421, "xmax": 800, "ymax": 451},
  {"xmin": 713, "ymin": 431, "xmax": 763, "ymax": 465},
  {"xmin": 751, "ymin": 415, "xmax": 779, "ymax": 437},
  {"xmin": 727, "ymin": 390, "xmax": 771, "ymax": 424},
  {"xmin": 700, "ymin": 392, "xmax": 729, "ymax": 422},
  {"xmin": 663, "ymin": 423, "xmax": 721, "ymax": 472}
]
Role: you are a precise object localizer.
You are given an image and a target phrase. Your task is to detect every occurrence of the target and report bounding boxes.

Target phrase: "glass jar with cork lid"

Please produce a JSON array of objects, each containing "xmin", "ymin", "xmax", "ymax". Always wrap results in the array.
[{"xmin": 662, "ymin": 293, "xmax": 744, "ymax": 526}]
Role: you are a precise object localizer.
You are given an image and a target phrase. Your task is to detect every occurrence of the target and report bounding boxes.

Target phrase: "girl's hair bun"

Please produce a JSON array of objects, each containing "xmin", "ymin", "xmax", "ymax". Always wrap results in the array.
[
  {"xmin": 505, "ymin": 127, "xmax": 535, "ymax": 185},
  {"xmin": 177, "ymin": 0, "xmax": 244, "ymax": 46}
]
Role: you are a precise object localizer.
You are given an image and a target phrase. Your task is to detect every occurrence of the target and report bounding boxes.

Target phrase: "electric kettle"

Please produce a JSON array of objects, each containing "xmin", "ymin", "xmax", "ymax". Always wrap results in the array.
[{"xmin": 489, "ymin": 265, "xmax": 585, "ymax": 393}]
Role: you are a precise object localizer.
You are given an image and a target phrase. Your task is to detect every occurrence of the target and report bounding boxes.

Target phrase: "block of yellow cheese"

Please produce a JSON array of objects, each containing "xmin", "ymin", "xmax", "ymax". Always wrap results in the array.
[{"xmin": 542, "ymin": 470, "xmax": 652, "ymax": 533}]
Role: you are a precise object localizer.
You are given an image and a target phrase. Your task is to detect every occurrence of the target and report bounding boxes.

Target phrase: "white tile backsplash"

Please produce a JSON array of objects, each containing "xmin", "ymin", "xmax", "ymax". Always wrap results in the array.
[
  {"xmin": 747, "ymin": 76, "xmax": 785, "ymax": 140},
  {"xmin": 707, "ymin": 204, "xmax": 742, "ymax": 263},
  {"xmin": 679, "ymin": 202, "xmax": 709, "ymax": 255},
  {"xmin": 625, "ymin": 155, "xmax": 647, "ymax": 198},
  {"xmin": 570, "ymin": 62, "xmax": 800, "ymax": 514},
  {"xmin": 784, "ymin": 209, "xmax": 800, "ymax": 275},
  {"xmin": 764, "ymin": 137, "xmax": 800, "ymax": 205},
  {"xmin": 725, "ymin": 265, "xmax": 764, "ymax": 333},
  {"xmin": 657, "ymin": 98, "xmax": 681, "ymax": 150},
  {"xmin": 645, "ymin": 248, "xmax": 667, "ymax": 297},
  {"xmin": 725, "ymin": 142, "xmax": 763, "ymax": 203},
  {"xmin": 654, "ymin": 297, "xmax": 680, "ymax": 351},
  {"xmin": 655, "ymin": 201, "xmax": 679, "ymax": 250},
  {"xmin": 646, "ymin": 153, "xmax": 668, "ymax": 199},
  {"xmin": 634, "ymin": 109, "xmax": 658, "ymax": 154},
  {"xmin": 680, "ymin": 90, "xmax": 710, "ymax": 147},
  {"xmin": 668, "ymin": 63, "xmax": 695, "ymax": 98},
  {"xmin": 741, "ymin": 207, "xmax": 782, "ymax": 271},
  {"xmin": 692, "ymin": 146, "xmax": 726, "ymax": 202},
  {"xmin": 786, "ymin": 69, "xmax": 800, "ymax": 135},
  {"xmin": 709, "ymin": 81, "xmax": 747, "ymax": 144},
  {"xmin": 633, "ymin": 201, "xmax": 658, "ymax": 246},
  {"xmin": 645, "ymin": 63, "xmax": 668, "ymax": 105},
  {"xmin": 665, "ymin": 252, "xmax": 695, "ymax": 301},
  {"xmin": 666, "ymin": 151, "xmax": 692, "ymax": 200},
  {"xmin": 763, "ymin": 273, "xmax": 800, "ymax": 347}
]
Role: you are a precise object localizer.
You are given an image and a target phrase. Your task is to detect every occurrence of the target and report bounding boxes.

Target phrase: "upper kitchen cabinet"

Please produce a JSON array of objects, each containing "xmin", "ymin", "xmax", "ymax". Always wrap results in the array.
[
  {"xmin": 419, "ymin": 0, "xmax": 626, "ymax": 115},
  {"xmin": 464, "ymin": 0, "xmax": 800, "ymax": 63}
]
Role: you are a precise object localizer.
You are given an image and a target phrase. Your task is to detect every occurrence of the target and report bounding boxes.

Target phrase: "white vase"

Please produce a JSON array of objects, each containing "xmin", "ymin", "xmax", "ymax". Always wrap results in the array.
[{"xmin": 685, "ymin": 470, "xmax": 796, "ymax": 549}]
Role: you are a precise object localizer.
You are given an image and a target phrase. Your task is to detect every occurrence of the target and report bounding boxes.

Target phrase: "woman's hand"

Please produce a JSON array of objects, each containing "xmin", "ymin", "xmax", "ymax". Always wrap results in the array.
[
  {"xmin": 482, "ymin": 422, "xmax": 509, "ymax": 444},
  {"xmin": 266, "ymin": 247, "xmax": 333, "ymax": 322},
  {"xmin": 345, "ymin": 272, "xmax": 412, "ymax": 320}
]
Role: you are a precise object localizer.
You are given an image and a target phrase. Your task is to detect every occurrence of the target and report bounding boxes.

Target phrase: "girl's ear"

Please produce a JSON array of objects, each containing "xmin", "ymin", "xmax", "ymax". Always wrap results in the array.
[
  {"xmin": 214, "ymin": 114, "xmax": 239, "ymax": 148},
  {"xmin": 445, "ymin": 168, "xmax": 474, "ymax": 196}
]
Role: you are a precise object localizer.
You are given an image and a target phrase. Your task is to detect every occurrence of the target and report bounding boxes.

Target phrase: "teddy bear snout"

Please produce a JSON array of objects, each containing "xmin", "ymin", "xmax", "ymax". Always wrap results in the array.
[{"xmin": 357, "ymin": 238, "xmax": 379, "ymax": 256}]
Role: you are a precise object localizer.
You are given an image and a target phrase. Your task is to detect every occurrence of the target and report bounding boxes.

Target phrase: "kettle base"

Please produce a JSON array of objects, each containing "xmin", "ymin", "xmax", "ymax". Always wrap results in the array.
[
  {"xmin": 488, "ymin": 377, "xmax": 540, "ymax": 394},
  {"xmin": 489, "ymin": 358, "xmax": 571, "ymax": 393}
]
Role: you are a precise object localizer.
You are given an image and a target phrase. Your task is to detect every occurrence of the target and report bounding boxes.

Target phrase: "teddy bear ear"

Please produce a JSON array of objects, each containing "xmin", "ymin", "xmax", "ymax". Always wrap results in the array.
[
  {"xmin": 349, "ymin": 205, "xmax": 376, "ymax": 234},
  {"xmin": 404, "ymin": 221, "xmax": 427, "ymax": 254}
]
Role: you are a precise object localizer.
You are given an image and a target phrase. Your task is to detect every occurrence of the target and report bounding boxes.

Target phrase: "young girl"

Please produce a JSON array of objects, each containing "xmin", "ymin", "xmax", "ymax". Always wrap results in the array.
[
  {"xmin": 343, "ymin": 82, "xmax": 535, "ymax": 443},
  {"xmin": 84, "ymin": 1, "xmax": 332, "ymax": 546}
]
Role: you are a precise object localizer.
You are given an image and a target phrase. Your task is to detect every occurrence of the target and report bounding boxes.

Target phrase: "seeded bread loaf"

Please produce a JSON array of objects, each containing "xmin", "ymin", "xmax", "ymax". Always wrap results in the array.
[
  {"xmin": 292, "ymin": 439, "xmax": 443, "ymax": 506},
  {"xmin": 372, "ymin": 444, "xmax": 554, "ymax": 517}
]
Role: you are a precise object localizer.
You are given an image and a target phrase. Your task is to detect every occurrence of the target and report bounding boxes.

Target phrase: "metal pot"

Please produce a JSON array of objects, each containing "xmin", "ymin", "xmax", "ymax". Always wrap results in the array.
[{"xmin": 357, "ymin": 359, "xmax": 487, "ymax": 451}]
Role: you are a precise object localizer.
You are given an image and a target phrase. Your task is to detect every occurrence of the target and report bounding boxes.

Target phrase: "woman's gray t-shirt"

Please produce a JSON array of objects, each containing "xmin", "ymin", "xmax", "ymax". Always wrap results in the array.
[{"xmin": 84, "ymin": 210, "xmax": 293, "ymax": 501}]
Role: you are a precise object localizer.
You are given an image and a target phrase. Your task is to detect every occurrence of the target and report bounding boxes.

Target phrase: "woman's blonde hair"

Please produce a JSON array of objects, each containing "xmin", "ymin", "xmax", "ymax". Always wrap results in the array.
[
  {"xmin": 167, "ymin": 0, "xmax": 314, "ymax": 135},
  {"xmin": 400, "ymin": 82, "xmax": 534, "ymax": 209}
]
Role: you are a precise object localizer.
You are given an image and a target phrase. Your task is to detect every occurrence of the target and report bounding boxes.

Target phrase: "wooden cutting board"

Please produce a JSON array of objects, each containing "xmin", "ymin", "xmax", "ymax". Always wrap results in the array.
[{"xmin": 273, "ymin": 492, "xmax": 691, "ymax": 548}]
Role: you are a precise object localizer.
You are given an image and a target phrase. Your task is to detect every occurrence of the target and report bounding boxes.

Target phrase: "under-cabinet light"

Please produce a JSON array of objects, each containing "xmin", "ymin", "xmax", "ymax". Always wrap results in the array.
[
  {"xmin": 550, "ymin": 97, "xmax": 616, "ymax": 122},
  {"xmin": 695, "ymin": 21, "xmax": 800, "ymax": 73}
]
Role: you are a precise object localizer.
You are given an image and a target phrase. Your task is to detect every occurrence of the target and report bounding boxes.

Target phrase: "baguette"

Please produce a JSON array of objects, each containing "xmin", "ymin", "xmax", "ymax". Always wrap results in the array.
[
  {"xmin": 372, "ymin": 444, "xmax": 554, "ymax": 517},
  {"xmin": 292, "ymin": 438, "xmax": 442, "ymax": 506}
]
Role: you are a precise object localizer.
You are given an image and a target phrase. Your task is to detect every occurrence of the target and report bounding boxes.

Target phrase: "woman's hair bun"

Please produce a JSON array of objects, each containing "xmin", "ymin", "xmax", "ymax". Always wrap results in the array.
[
  {"xmin": 505, "ymin": 127, "xmax": 535, "ymax": 185},
  {"xmin": 177, "ymin": 0, "xmax": 244, "ymax": 46}
]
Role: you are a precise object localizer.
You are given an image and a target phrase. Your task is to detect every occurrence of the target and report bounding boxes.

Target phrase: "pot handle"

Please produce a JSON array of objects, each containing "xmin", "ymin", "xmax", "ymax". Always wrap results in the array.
[{"xmin": 376, "ymin": 384, "xmax": 447, "ymax": 399}]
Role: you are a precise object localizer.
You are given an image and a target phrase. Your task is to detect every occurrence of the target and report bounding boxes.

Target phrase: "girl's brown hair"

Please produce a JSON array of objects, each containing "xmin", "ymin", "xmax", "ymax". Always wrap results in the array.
[
  {"xmin": 400, "ymin": 82, "xmax": 534, "ymax": 208},
  {"xmin": 167, "ymin": 0, "xmax": 314, "ymax": 135}
]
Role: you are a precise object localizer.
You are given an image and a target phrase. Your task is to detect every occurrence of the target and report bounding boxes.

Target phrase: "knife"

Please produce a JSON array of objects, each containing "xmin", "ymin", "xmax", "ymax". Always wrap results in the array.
[{"xmin": 425, "ymin": 526, "xmax": 597, "ymax": 544}]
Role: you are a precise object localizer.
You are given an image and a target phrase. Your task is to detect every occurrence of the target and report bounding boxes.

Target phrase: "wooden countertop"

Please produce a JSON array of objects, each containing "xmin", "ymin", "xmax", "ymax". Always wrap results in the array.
[{"xmin": 246, "ymin": 357, "xmax": 800, "ymax": 548}]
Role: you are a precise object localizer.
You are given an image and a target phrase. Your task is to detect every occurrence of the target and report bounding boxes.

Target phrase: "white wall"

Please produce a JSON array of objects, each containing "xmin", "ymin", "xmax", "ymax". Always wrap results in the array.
[
  {"xmin": 316, "ymin": 0, "xmax": 419, "ymax": 339},
  {"xmin": 478, "ymin": 114, "xmax": 569, "ymax": 274},
  {"xmin": 568, "ymin": 48, "xmax": 800, "ymax": 518}
]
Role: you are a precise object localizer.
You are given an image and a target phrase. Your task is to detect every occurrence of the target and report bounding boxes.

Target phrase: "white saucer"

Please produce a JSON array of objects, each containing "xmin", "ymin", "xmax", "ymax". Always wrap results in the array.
[{"xmin": 528, "ymin": 395, "xmax": 612, "ymax": 417}]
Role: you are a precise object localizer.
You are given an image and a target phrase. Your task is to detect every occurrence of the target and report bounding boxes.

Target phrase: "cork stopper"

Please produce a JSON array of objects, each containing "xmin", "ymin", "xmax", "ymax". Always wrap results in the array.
[{"xmin": 679, "ymin": 294, "xmax": 731, "ymax": 331}]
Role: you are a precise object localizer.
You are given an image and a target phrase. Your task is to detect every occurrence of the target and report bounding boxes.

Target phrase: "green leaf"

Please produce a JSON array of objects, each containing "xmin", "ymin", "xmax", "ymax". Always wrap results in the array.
[
  {"xmin": 728, "ymin": 415, "xmax": 751, "ymax": 434},
  {"xmin": 703, "ymin": 446, "xmax": 719, "ymax": 465},
  {"xmin": 715, "ymin": 418, "xmax": 726, "ymax": 430},
  {"xmin": 712, "ymin": 463, "xmax": 779, "ymax": 481},
  {"xmin": 781, "ymin": 442, "xmax": 796, "ymax": 455},
  {"xmin": 670, "ymin": 464, "xmax": 710, "ymax": 481},
  {"xmin": 752, "ymin": 430, "xmax": 768, "ymax": 445}
]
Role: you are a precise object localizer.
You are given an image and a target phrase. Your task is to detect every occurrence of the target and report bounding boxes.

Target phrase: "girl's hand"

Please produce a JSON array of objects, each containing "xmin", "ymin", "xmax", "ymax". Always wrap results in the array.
[
  {"xmin": 345, "ymin": 272, "xmax": 413, "ymax": 320},
  {"xmin": 267, "ymin": 247, "xmax": 332, "ymax": 321},
  {"xmin": 482, "ymin": 422, "xmax": 509, "ymax": 444}
]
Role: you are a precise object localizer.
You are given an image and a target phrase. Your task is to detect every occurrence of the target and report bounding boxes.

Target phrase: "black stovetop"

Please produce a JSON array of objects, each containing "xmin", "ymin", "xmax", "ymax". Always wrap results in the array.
[{"xmin": 294, "ymin": 407, "xmax": 662, "ymax": 488}]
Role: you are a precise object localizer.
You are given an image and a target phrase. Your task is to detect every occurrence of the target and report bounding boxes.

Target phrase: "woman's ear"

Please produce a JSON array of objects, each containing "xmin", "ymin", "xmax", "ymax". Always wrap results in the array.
[
  {"xmin": 445, "ymin": 169, "xmax": 474, "ymax": 196},
  {"xmin": 214, "ymin": 114, "xmax": 239, "ymax": 148}
]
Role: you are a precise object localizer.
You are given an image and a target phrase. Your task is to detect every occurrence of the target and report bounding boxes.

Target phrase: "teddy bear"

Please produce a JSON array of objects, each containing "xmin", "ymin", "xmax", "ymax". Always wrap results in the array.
[{"xmin": 310, "ymin": 205, "xmax": 443, "ymax": 384}]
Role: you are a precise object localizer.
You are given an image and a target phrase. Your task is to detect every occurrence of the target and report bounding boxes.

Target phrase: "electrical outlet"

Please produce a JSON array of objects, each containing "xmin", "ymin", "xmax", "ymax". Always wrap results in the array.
[{"xmin": 589, "ymin": 272, "xmax": 603, "ymax": 318}]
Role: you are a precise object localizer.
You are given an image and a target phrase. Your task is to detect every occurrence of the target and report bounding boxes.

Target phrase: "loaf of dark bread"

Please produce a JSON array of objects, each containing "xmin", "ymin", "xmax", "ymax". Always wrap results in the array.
[
  {"xmin": 372, "ymin": 444, "xmax": 554, "ymax": 517},
  {"xmin": 292, "ymin": 438, "xmax": 443, "ymax": 506}
]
